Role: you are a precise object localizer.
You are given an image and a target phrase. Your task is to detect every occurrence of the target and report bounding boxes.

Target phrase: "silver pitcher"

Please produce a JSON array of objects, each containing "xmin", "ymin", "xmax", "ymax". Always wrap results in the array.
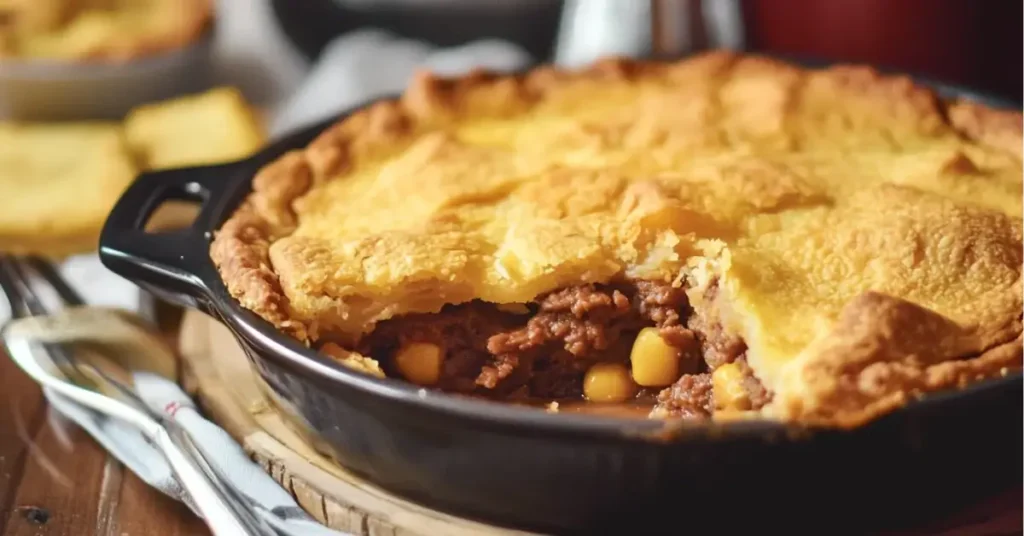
[{"xmin": 554, "ymin": 0, "xmax": 745, "ymax": 68}]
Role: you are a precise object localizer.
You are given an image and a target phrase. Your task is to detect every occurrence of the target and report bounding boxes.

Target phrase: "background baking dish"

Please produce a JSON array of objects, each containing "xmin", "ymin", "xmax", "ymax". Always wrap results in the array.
[
  {"xmin": 98, "ymin": 65, "xmax": 1023, "ymax": 534},
  {"xmin": 0, "ymin": 28, "xmax": 214, "ymax": 121}
]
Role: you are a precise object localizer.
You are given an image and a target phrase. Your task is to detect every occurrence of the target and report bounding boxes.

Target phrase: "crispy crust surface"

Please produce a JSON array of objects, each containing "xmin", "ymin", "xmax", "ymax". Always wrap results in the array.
[{"xmin": 211, "ymin": 52, "xmax": 1024, "ymax": 427}]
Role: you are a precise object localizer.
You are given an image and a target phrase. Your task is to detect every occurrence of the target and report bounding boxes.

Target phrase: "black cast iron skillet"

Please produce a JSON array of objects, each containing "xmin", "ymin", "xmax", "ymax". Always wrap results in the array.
[{"xmin": 99, "ymin": 68, "xmax": 1023, "ymax": 534}]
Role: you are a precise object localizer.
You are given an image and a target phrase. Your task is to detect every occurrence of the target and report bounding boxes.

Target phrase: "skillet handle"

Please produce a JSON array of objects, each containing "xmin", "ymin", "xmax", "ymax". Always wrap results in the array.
[{"xmin": 99, "ymin": 163, "xmax": 239, "ymax": 309}]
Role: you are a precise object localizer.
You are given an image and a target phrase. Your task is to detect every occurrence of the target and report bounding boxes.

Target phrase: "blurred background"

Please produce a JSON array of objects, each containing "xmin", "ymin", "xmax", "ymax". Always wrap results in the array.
[
  {"xmin": 1, "ymin": 0, "xmax": 1020, "ymax": 127},
  {"xmin": 272, "ymin": 0, "xmax": 1022, "ymax": 101},
  {"xmin": 0, "ymin": 2, "xmax": 1019, "ymax": 532},
  {"xmin": 0, "ymin": 0, "xmax": 1020, "ymax": 269}
]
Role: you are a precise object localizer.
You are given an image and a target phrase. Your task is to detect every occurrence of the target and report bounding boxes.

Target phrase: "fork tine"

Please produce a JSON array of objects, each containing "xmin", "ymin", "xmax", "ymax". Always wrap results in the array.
[
  {"xmin": 3, "ymin": 259, "xmax": 153, "ymax": 412},
  {"xmin": 0, "ymin": 258, "xmax": 48, "ymax": 316},
  {"xmin": 0, "ymin": 256, "xmax": 97, "ymax": 388},
  {"xmin": 0, "ymin": 256, "xmax": 26, "ymax": 319},
  {"xmin": 25, "ymin": 257, "xmax": 84, "ymax": 306}
]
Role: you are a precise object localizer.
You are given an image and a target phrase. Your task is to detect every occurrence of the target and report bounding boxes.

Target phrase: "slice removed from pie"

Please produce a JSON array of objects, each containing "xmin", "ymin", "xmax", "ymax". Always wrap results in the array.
[{"xmin": 211, "ymin": 52, "xmax": 1023, "ymax": 427}]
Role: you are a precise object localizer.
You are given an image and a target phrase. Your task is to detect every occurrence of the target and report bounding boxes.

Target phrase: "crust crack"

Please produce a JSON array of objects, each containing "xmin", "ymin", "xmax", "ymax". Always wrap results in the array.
[{"xmin": 209, "ymin": 52, "xmax": 1023, "ymax": 426}]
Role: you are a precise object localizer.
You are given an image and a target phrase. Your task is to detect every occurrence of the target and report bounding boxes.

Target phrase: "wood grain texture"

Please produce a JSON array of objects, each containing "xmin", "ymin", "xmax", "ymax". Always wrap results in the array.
[
  {"xmin": 0, "ymin": 313, "xmax": 211, "ymax": 536},
  {"xmin": 3, "ymin": 408, "xmax": 108, "ymax": 535},
  {"xmin": 178, "ymin": 310, "xmax": 536, "ymax": 536},
  {"xmin": 177, "ymin": 310, "xmax": 1024, "ymax": 536},
  {"xmin": 114, "ymin": 468, "xmax": 209, "ymax": 536},
  {"xmin": 0, "ymin": 302, "xmax": 1017, "ymax": 535},
  {"xmin": 0, "ymin": 351, "xmax": 47, "ymax": 533}
]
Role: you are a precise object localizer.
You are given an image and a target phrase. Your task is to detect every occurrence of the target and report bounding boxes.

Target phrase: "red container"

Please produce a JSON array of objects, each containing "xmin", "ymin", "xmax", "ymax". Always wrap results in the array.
[{"xmin": 742, "ymin": 0, "xmax": 1022, "ymax": 101}]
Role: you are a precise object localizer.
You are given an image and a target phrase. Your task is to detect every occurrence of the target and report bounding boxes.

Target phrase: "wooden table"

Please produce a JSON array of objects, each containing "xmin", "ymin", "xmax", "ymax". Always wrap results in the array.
[
  {"xmin": 0, "ymin": 308, "xmax": 211, "ymax": 536},
  {"xmin": 0, "ymin": 312, "xmax": 1020, "ymax": 536}
]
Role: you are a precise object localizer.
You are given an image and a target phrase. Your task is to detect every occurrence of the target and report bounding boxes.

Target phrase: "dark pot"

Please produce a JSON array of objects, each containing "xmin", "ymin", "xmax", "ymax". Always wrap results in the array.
[
  {"xmin": 269, "ymin": 0, "xmax": 564, "ymax": 63},
  {"xmin": 98, "ymin": 66, "xmax": 1023, "ymax": 534}
]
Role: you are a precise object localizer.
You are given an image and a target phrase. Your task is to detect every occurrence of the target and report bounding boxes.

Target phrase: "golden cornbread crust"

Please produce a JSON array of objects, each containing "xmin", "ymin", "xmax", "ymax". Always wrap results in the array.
[{"xmin": 210, "ymin": 52, "xmax": 1024, "ymax": 428}]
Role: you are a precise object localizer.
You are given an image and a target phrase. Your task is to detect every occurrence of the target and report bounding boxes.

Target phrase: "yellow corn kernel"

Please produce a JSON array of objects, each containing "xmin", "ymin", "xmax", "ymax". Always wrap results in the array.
[
  {"xmin": 629, "ymin": 327, "xmax": 680, "ymax": 387},
  {"xmin": 712, "ymin": 362, "xmax": 751, "ymax": 411},
  {"xmin": 583, "ymin": 362, "xmax": 638, "ymax": 403},
  {"xmin": 394, "ymin": 342, "xmax": 443, "ymax": 385}
]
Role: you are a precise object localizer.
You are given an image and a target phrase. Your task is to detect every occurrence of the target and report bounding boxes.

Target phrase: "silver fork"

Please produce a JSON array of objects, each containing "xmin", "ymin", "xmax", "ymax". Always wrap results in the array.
[{"xmin": 0, "ymin": 255, "xmax": 278, "ymax": 536}]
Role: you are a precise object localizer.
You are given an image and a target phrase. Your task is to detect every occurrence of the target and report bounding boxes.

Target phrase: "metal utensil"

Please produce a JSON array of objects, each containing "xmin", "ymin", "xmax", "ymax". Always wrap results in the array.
[
  {"xmin": 553, "ymin": 0, "xmax": 745, "ymax": 67},
  {"xmin": 0, "ymin": 256, "xmax": 277, "ymax": 536}
]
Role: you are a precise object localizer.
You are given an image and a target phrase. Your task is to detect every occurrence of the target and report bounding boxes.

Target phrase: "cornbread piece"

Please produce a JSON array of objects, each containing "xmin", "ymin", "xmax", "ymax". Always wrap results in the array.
[
  {"xmin": 212, "ymin": 52, "xmax": 1023, "ymax": 427},
  {"xmin": 0, "ymin": 87, "xmax": 264, "ymax": 256},
  {"xmin": 124, "ymin": 87, "xmax": 265, "ymax": 170},
  {"xmin": 0, "ymin": 0, "xmax": 212, "ymax": 61},
  {"xmin": 0, "ymin": 122, "xmax": 137, "ymax": 256},
  {"xmin": 125, "ymin": 86, "xmax": 266, "ymax": 233}
]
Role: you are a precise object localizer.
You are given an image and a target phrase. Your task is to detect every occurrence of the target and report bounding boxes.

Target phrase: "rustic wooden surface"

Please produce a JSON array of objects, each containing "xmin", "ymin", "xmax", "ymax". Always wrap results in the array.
[
  {"xmin": 0, "ymin": 323, "xmax": 211, "ymax": 536},
  {"xmin": 178, "ymin": 310, "xmax": 1024, "ymax": 536},
  {"xmin": 1, "ymin": 305, "xmax": 1021, "ymax": 535},
  {"xmin": 178, "ymin": 310, "xmax": 536, "ymax": 536}
]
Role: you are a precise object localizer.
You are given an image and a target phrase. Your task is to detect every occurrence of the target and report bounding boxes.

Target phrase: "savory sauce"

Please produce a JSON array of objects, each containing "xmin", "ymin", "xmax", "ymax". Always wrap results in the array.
[{"xmin": 515, "ymin": 398, "xmax": 655, "ymax": 419}]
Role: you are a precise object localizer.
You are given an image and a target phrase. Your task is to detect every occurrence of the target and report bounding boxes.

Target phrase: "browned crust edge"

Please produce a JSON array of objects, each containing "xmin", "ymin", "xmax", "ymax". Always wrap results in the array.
[
  {"xmin": 947, "ymin": 99, "xmax": 1024, "ymax": 157},
  {"xmin": 209, "ymin": 51, "xmax": 1024, "ymax": 425},
  {"xmin": 769, "ymin": 291, "xmax": 1024, "ymax": 429},
  {"xmin": 824, "ymin": 334, "xmax": 1024, "ymax": 430},
  {"xmin": 211, "ymin": 54, "xmax": 684, "ymax": 346}
]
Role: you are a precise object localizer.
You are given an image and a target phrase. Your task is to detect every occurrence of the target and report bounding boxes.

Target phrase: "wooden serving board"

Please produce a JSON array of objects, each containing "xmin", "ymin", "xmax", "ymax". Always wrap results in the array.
[
  {"xmin": 176, "ymin": 310, "xmax": 534, "ymax": 536},
  {"xmin": 176, "ymin": 310, "xmax": 1021, "ymax": 536}
]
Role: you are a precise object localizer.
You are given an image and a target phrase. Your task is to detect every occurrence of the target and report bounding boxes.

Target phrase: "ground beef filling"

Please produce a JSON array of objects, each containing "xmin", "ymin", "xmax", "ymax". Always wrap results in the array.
[
  {"xmin": 655, "ymin": 373, "xmax": 714, "ymax": 418},
  {"xmin": 685, "ymin": 282, "xmax": 747, "ymax": 370},
  {"xmin": 352, "ymin": 280, "xmax": 771, "ymax": 418},
  {"xmin": 654, "ymin": 358, "xmax": 771, "ymax": 418}
]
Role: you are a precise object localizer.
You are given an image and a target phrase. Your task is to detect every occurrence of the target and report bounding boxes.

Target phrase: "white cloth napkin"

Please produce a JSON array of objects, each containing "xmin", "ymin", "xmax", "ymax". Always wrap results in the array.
[
  {"xmin": 6, "ymin": 27, "xmax": 532, "ymax": 535},
  {"xmin": 269, "ymin": 28, "xmax": 531, "ymax": 136},
  {"xmin": 45, "ymin": 376, "xmax": 345, "ymax": 536}
]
